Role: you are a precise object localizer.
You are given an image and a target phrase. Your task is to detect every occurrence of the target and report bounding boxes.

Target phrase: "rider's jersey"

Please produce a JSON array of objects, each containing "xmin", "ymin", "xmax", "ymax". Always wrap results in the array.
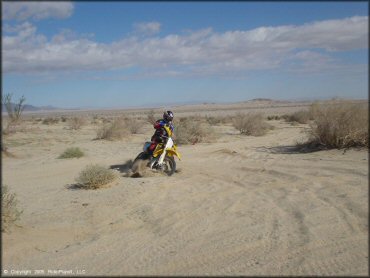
[{"xmin": 152, "ymin": 120, "xmax": 174, "ymax": 142}]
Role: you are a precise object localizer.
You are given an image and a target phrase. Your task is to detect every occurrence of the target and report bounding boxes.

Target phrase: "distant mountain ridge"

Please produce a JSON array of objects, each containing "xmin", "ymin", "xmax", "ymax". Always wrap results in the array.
[{"xmin": 2, "ymin": 103, "xmax": 59, "ymax": 112}]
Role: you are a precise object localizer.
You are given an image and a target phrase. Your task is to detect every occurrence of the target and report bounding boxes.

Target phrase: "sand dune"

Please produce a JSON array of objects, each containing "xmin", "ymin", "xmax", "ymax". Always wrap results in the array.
[{"xmin": 2, "ymin": 111, "xmax": 368, "ymax": 275}]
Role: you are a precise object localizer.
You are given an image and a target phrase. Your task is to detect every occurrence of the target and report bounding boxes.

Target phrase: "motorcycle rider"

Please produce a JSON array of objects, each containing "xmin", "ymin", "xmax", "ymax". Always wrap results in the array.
[{"xmin": 148, "ymin": 111, "xmax": 174, "ymax": 154}]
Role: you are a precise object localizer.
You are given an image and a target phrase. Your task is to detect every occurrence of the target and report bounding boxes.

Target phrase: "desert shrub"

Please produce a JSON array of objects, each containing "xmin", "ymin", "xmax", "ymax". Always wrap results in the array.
[
  {"xmin": 96, "ymin": 117, "xmax": 130, "ymax": 140},
  {"xmin": 101, "ymin": 117, "xmax": 113, "ymax": 124},
  {"xmin": 125, "ymin": 118, "xmax": 144, "ymax": 134},
  {"xmin": 285, "ymin": 110, "xmax": 312, "ymax": 124},
  {"xmin": 42, "ymin": 117, "xmax": 59, "ymax": 125},
  {"xmin": 267, "ymin": 115, "xmax": 281, "ymax": 121},
  {"xmin": 147, "ymin": 110, "xmax": 157, "ymax": 125},
  {"xmin": 1, "ymin": 143, "xmax": 15, "ymax": 158},
  {"xmin": 305, "ymin": 101, "xmax": 368, "ymax": 149},
  {"xmin": 68, "ymin": 117, "xmax": 86, "ymax": 130},
  {"xmin": 2, "ymin": 93, "xmax": 26, "ymax": 126},
  {"xmin": 281, "ymin": 114, "xmax": 290, "ymax": 120},
  {"xmin": 2, "ymin": 185, "xmax": 22, "ymax": 232},
  {"xmin": 205, "ymin": 116, "xmax": 224, "ymax": 125},
  {"xmin": 75, "ymin": 164, "xmax": 117, "ymax": 189},
  {"xmin": 58, "ymin": 147, "xmax": 84, "ymax": 159},
  {"xmin": 2, "ymin": 94, "xmax": 26, "ymax": 134},
  {"xmin": 60, "ymin": 116, "xmax": 68, "ymax": 122},
  {"xmin": 232, "ymin": 113, "xmax": 272, "ymax": 136},
  {"xmin": 175, "ymin": 118, "xmax": 217, "ymax": 144}
]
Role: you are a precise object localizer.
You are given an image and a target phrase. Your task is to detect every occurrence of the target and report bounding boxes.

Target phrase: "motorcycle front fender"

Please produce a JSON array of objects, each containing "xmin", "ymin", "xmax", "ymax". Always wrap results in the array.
[{"xmin": 166, "ymin": 149, "xmax": 181, "ymax": 160}]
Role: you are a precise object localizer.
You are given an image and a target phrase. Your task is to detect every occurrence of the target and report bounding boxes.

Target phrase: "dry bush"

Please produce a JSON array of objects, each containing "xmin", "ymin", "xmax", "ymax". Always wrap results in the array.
[
  {"xmin": 285, "ymin": 110, "xmax": 312, "ymax": 124},
  {"xmin": 146, "ymin": 110, "xmax": 157, "ymax": 125},
  {"xmin": 96, "ymin": 117, "xmax": 130, "ymax": 140},
  {"xmin": 232, "ymin": 112, "xmax": 272, "ymax": 136},
  {"xmin": 125, "ymin": 117, "xmax": 144, "ymax": 134},
  {"xmin": 101, "ymin": 117, "xmax": 113, "ymax": 124},
  {"xmin": 205, "ymin": 115, "xmax": 228, "ymax": 126},
  {"xmin": 68, "ymin": 117, "xmax": 86, "ymax": 130},
  {"xmin": 175, "ymin": 117, "xmax": 217, "ymax": 144},
  {"xmin": 42, "ymin": 117, "xmax": 59, "ymax": 125},
  {"xmin": 58, "ymin": 147, "xmax": 84, "ymax": 159},
  {"xmin": 75, "ymin": 164, "xmax": 117, "ymax": 189},
  {"xmin": 267, "ymin": 115, "xmax": 281, "ymax": 121},
  {"xmin": 2, "ymin": 185, "xmax": 22, "ymax": 232},
  {"xmin": 2, "ymin": 94, "xmax": 26, "ymax": 133},
  {"xmin": 1, "ymin": 144, "xmax": 15, "ymax": 158},
  {"xmin": 305, "ymin": 100, "xmax": 368, "ymax": 149}
]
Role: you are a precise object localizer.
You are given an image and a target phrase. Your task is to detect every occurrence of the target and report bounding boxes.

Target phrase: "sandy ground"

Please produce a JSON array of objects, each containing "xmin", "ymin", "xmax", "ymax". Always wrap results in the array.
[{"xmin": 2, "ymin": 105, "xmax": 368, "ymax": 276}]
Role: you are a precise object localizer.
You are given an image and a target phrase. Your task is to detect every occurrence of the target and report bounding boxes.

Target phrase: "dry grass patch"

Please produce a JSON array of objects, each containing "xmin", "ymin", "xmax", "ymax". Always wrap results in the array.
[
  {"xmin": 58, "ymin": 147, "xmax": 85, "ymax": 159},
  {"xmin": 304, "ymin": 100, "xmax": 368, "ymax": 149},
  {"xmin": 232, "ymin": 112, "xmax": 273, "ymax": 136},
  {"xmin": 146, "ymin": 110, "xmax": 157, "ymax": 125},
  {"xmin": 68, "ymin": 117, "xmax": 86, "ymax": 130},
  {"xmin": 175, "ymin": 117, "xmax": 217, "ymax": 144},
  {"xmin": 267, "ymin": 115, "xmax": 281, "ymax": 121},
  {"xmin": 2, "ymin": 185, "xmax": 22, "ymax": 232},
  {"xmin": 125, "ymin": 118, "xmax": 144, "ymax": 134},
  {"xmin": 205, "ymin": 115, "xmax": 231, "ymax": 125},
  {"xmin": 2, "ymin": 144, "xmax": 15, "ymax": 158},
  {"xmin": 285, "ymin": 110, "xmax": 312, "ymax": 124},
  {"xmin": 75, "ymin": 164, "xmax": 118, "ymax": 189},
  {"xmin": 42, "ymin": 117, "xmax": 59, "ymax": 125},
  {"xmin": 96, "ymin": 117, "xmax": 130, "ymax": 140}
]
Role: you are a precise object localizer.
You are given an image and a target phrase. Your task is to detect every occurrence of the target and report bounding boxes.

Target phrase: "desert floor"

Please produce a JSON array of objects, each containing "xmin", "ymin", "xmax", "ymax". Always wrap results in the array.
[{"xmin": 2, "ymin": 105, "xmax": 368, "ymax": 276}]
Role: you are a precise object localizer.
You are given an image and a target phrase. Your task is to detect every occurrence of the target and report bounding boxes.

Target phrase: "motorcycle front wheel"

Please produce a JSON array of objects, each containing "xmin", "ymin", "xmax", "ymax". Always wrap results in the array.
[{"xmin": 160, "ymin": 156, "xmax": 176, "ymax": 176}]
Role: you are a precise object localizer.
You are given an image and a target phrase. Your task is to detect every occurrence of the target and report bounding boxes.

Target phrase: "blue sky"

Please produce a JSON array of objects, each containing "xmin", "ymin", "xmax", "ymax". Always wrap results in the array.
[{"xmin": 2, "ymin": 1, "xmax": 369, "ymax": 108}]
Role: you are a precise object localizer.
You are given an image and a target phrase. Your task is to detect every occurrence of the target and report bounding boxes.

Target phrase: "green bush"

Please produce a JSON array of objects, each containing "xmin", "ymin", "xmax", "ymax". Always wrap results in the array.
[
  {"xmin": 58, "ymin": 147, "xmax": 84, "ymax": 159},
  {"xmin": 76, "ymin": 164, "xmax": 117, "ymax": 189}
]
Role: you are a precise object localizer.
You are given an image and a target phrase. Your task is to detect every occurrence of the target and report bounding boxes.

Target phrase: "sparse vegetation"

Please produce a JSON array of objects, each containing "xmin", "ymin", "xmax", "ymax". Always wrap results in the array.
[
  {"xmin": 2, "ymin": 93, "xmax": 26, "ymax": 134},
  {"xmin": 3, "ymin": 93, "xmax": 26, "ymax": 124},
  {"xmin": 146, "ymin": 110, "xmax": 157, "ymax": 125},
  {"xmin": 285, "ymin": 110, "xmax": 312, "ymax": 124},
  {"xmin": 42, "ymin": 117, "xmax": 59, "ymax": 125},
  {"xmin": 267, "ymin": 115, "xmax": 281, "ymax": 121},
  {"xmin": 304, "ymin": 100, "xmax": 368, "ymax": 149},
  {"xmin": 175, "ymin": 117, "xmax": 217, "ymax": 144},
  {"xmin": 1, "ymin": 143, "xmax": 15, "ymax": 158},
  {"xmin": 96, "ymin": 117, "xmax": 130, "ymax": 140},
  {"xmin": 68, "ymin": 116, "xmax": 86, "ymax": 130},
  {"xmin": 125, "ymin": 118, "xmax": 143, "ymax": 134},
  {"xmin": 205, "ymin": 115, "xmax": 230, "ymax": 125},
  {"xmin": 232, "ymin": 112, "xmax": 272, "ymax": 136},
  {"xmin": 75, "ymin": 164, "xmax": 117, "ymax": 189},
  {"xmin": 2, "ymin": 185, "xmax": 22, "ymax": 232},
  {"xmin": 58, "ymin": 147, "xmax": 85, "ymax": 159}
]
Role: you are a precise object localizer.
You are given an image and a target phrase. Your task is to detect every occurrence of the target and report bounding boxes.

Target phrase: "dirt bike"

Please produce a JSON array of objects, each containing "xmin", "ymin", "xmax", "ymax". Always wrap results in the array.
[{"xmin": 132, "ymin": 126, "xmax": 181, "ymax": 176}]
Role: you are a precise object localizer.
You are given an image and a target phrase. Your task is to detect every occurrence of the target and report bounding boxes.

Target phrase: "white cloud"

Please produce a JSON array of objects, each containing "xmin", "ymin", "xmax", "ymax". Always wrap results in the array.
[
  {"xmin": 3, "ymin": 2, "xmax": 74, "ymax": 21},
  {"xmin": 133, "ymin": 22, "xmax": 161, "ymax": 35},
  {"xmin": 2, "ymin": 16, "xmax": 368, "ymax": 76}
]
